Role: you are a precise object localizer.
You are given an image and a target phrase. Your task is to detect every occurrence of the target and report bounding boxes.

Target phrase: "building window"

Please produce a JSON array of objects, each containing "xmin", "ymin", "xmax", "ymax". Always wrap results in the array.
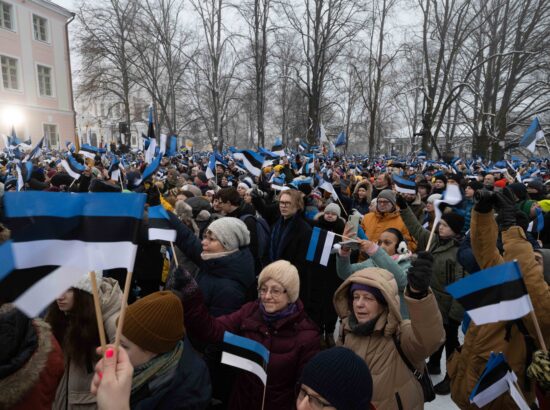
[
  {"xmin": 33, "ymin": 14, "xmax": 48, "ymax": 42},
  {"xmin": 1, "ymin": 55, "xmax": 18, "ymax": 90},
  {"xmin": 0, "ymin": 1, "xmax": 13, "ymax": 31},
  {"xmin": 37, "ymin": 64, "xmax": 53, "ymax": 96},
  {"xmin": 43, "ymin": 123, "xmax": 58, "ymax": 148}
]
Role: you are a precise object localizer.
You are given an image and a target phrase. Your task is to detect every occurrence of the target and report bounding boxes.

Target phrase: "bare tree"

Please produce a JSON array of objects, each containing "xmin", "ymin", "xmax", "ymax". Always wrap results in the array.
[{"xmin": 75, "ymin": 0, "xmax": 138, "ymax": 145}]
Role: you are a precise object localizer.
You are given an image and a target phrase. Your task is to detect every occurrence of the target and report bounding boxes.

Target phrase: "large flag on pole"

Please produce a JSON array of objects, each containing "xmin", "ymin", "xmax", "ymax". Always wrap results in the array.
[
  {"xmin": 446, "ymin": 261, "xmax": 533, "ymax": 326},
  {"xmin": 1, "ymin": 191, "xmax": 146, "ymax": 316},
  {"xmin": 232, "ymin": 150, "xmax": 265, "ymax": 177},
  {"xmin": 519, "ymin": 117, "xmax": 544, "ymax": 153},
  {"xmin": 335, "ymin": 131, "xmax": 346, "ymax": 147},
  {"xmin": 221, "ymin": 331, "xmax": 270, "ymax": 385}
]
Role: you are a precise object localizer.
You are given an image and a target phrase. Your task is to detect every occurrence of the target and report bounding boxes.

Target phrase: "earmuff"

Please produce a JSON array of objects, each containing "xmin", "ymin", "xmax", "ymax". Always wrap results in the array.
[
  {"xmin": 385, "ymin": 228, "xmax": 408, "ymax": 255},
  {"xmin": 396, "ymin": 240, "xmax": 408, "ymax": 255}
]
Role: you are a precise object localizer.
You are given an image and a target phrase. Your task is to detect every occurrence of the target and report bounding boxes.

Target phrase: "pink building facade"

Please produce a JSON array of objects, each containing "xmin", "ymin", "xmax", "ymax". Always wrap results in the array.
[{"xmin": 0, "ymin": 0, "xmax": 75, "ymax": 149}]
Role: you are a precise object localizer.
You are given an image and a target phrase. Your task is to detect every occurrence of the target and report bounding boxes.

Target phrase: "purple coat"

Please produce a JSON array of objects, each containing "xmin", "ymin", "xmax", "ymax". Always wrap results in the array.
[{"xmin": 183, "ymin": 292, "xmax": 320, "ymax": 410}]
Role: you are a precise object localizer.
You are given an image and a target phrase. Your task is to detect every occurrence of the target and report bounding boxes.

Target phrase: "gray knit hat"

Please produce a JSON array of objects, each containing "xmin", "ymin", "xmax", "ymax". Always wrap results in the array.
[
  {"xmin": 206, "ymin": 217, "xmax": 250, "ymax": 251},
  {"xmin": 324, "ymin": 203, "xmax": 341, "ymax": 217},
  {"xmin": 377, "ymin": 189, "xmax": 396, "ymax": 206}
]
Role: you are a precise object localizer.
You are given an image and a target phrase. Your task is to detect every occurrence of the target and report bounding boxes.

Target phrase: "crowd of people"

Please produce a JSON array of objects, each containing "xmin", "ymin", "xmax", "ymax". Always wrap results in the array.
[{"xmin": 1, "ymin": 145, "xmax": 550, "ymax": 409}]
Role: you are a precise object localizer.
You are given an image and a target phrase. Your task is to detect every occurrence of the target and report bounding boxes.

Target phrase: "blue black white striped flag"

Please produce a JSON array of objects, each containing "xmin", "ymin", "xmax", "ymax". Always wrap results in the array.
[
  {"xmin": 79, "ymin": 143, "xmax": 106, "ymax": 160},
  {"xmin": 393, "ymin": 175, "xmax": 417, "ymax": 195},
  {"xmin": 446, "ymin": 261, "xmax": 533, "ymax": 326},
  {"xmin": 1, "ymin": 191, "xmax": 146, "ymax": 316},
  {"xmin": 306, "ymin": 227, "xmax": 336, "ymax": 266},
  {"xmin": 221, "ymin": 331, "xmax": 270, "ymax": 385},
  {"xmin": 148, "ymin": 205, "xmax": 176, "ymax": 242},
  {"xmin": 232, "ymin": 150, "xmax": 265, "ymax": 177},
  {"xmin": 61, "ymin": 154, "xmax": 86, "ymax": 180},
  {"xmin": 519, "ymin": 117, "xmax": 544, "ymax": 153}
]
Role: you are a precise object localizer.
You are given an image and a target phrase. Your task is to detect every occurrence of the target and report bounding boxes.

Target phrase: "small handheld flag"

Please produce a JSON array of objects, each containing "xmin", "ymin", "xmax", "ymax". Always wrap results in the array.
[
  {"xmin": 148, "ymin": 205, "xmax": 177, "ymax": 242},
  {"xmin": 393, "ymin": 175, "xmax": 417, "ymax": 195},
  {"xmin": 306, "ymin": 227, "xmax": 336, "ymax": 266},
  {"xmin": 221, "ymin": 331, "xmax": 270, "ymax": 385},
  {"xmin": 446, "ymin": 261, "xmax": 533, "ymax": 326}
]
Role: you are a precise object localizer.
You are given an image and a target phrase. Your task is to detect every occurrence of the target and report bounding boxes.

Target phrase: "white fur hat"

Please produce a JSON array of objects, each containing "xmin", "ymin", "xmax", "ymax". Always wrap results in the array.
[{"xmin": 72, "ymin": 271, "xmax": 103, "ymax": 294}]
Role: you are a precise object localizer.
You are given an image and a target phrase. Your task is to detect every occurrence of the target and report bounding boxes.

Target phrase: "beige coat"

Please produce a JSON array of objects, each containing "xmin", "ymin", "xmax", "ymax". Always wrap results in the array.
[
  {"xmin": 53, "ymin": 278, "xmax": 122, "ymax": 410},
  {"xmin": 334, "ymin": 267, "xmax": 444, "ymax": 410}
]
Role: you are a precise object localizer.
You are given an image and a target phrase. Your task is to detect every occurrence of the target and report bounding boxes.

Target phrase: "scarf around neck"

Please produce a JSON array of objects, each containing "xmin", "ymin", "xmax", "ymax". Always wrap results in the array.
[
  {"xmin": 348, "ymin": 313, "xmax": 382, "ymax": 337},
  {"xmin": 200, "ymin": 248, "xmax": 238, "ymax": 261},
  {"xmin": 259, "ymin": 302, "xmax": 298, "ymax": 324}
]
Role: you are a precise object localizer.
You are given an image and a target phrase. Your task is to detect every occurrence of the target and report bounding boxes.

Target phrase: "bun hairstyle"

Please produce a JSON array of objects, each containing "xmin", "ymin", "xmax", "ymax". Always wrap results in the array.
[{"xmin": 384, "ymin": 228, "xmax": 408, "ymax": 255}]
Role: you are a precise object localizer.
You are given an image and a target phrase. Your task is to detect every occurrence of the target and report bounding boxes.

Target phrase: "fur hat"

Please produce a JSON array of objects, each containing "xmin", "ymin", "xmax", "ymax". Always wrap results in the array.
[
  {"xmin": 324, "ymin": 203, "xmax": 341, "ymax": 217},
  {"xmin": 258, "ymin": 260, "xmax": 300, "ymax": 303},
  {"xmin": 175, "ymin": 200, "xmax": 193, "ymax": 220},
  {"xmin": 377, "ymin": 189, "xmax": 396, "ymax": 206},
  {"xmin": 427, "ymin": 193, "xmax": 442, "ymax": 204},
  {"xmin": 206, "ymin": 217, "xmax": 250, "ymax": 251},
  {"xmin": 122, "ymin": 291, "xmax": 184, "ymax": 354},
  {"xmin": 72, "ymin": 271, "xmax": 103, "ymax": 294}
]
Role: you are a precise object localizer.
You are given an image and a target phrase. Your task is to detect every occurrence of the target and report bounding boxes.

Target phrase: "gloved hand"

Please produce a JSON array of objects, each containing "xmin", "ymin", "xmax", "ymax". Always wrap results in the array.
[
  {"xmin": 395, "ymin": 194, "xmax": 408, "ymax": 210},
  {"xmin": 528, "ymin": 350, "xmax": 550, "ymax": 391},
  {"xmin": 250, "ymin": 188, "xmax": 265, "ymax": 199},
  {"xmin": 172, "ymin": 266, "xmax": 199, "ymax": 298},
  {"xmin": 407, "ymin": 251, "xmax": 434, "ymax": 295},
  {"xmin": 474, "ymin": 189, "xmax": 494, "ymax": 213},
  {"xmin": 494, "ymin": 188, "xmax": 516, "ymax": 229}
]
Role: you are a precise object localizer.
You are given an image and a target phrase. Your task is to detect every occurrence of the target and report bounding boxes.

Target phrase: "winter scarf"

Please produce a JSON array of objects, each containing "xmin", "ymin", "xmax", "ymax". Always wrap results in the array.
[{"xmin": 259, "ymin": 302, "xmax": 298, "ymax": 325}]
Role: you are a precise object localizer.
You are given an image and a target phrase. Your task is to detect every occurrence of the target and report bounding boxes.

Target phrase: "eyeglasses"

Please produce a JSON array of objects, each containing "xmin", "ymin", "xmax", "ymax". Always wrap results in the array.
[
  {"xmin": 279, "ymin": 201, "xmax": 293, "ymax": 207},
  {"xmin": 297, "ymin": 386, "xmax": 333, "ymax": 409},
  {"xmin": 258, "ymin": 287, "xmax": 287, "ymax": 298},
  {"xmin": 377, "ymin": 199, "xmax": 391, "ymax": 205}
]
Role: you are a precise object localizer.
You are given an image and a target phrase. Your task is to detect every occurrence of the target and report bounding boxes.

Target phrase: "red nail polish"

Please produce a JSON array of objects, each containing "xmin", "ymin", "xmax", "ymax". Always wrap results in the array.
[
  {"xmin": 105, "ymin": 348, "xmax": 114, "ymax": 358},
  {"xmin": 98, "ymin": 371, "xmax": 103, "ymax": 380}
]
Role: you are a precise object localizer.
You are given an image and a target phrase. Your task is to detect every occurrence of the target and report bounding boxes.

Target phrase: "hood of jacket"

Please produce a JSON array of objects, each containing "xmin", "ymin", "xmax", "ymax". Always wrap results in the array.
[
  {"xmin": 99, "ymin": 277, "xmax": 123, "ymax": 321},
  {"xmin": 333, "ymin": 267, "xmax": 402, "ymax": 337},
  {"xmin": 353, "ymin": 179, "xmax": 372, "ymax": 196}
]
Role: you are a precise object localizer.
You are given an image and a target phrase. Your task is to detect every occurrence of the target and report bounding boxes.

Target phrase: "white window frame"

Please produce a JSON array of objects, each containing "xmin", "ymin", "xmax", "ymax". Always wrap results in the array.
[
  {"xmin": 0, "ymin": 53, "xmax": 22, "ymax": 92},
  {"xmin": 43, "ymin": 123, "xmax": 59, "ymax": 148},
  {"xmin": 35, "ymin": 62, "xmax": 55, "ymax": 98},
  {"xmin": 0, "ymin": 0, "xmax": 16, "ymax": 32},
  {"xmin": 31, "ymin": 13, "xmax": 50, "ymax": 44}
]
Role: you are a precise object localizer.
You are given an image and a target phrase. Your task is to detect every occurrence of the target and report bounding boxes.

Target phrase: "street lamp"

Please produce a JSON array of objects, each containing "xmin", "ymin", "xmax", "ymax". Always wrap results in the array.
[{"xmin": 390, "ymin": 138, "xmax": 396, "ymax": 156}]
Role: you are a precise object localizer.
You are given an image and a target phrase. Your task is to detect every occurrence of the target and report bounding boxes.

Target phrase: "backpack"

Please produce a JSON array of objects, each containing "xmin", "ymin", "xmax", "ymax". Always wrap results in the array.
[{"xmin": 239, "ymin": 214, "xmax": 271, "ymax": 265}]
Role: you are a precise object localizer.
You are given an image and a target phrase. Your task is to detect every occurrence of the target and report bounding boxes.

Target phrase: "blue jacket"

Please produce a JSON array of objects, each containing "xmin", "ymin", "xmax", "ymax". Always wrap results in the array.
[
  {"xmin": 132, "ymin": 339, "xmax": 211, "ymax": 410},
  {"xmin": 170, "ymin": 212, "xmax": 256, "ymax": 317}
]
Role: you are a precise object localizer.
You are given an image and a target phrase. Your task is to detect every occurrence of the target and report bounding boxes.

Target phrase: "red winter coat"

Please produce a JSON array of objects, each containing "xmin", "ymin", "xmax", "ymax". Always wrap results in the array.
[{"xmin": 183, "ymin": 292, "xmax": 320, "ymax": 410}]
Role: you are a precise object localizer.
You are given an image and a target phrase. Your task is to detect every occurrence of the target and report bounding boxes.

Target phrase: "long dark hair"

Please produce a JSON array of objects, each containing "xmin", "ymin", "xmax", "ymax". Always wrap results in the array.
[{"xmin": 45, "ymin": 288, "xmax": 100, "ymax": 368}]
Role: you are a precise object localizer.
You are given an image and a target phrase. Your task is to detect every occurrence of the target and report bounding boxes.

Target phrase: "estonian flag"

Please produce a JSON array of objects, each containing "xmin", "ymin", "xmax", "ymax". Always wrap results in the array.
[
  {"xmin": 306, "ymin": 227, "xmax": 336, "ymax": 266},
  {"xmin": 24, "ymin": 136, "xmax": 45, "ymax": 162},
  {"xmin": 221, "ymin": 331, "xmax": 270, "ymax": 385},
  {"xmin": 446, "ymin": 261, "xmax": 533, "ymax": 326},
  {"xmin": 148, "ymin": 206, "xmax": 177, "ymax": 242},
  {"xmin": 60, "ymin": 154, "xmax": 86, "ymax": 180},
  {"xmin": 147, "ymin": 106, "xmax": 155, "ymax": 140},
  {"xmin": 232, "ymin": 150, "xmax": 265, "ymax": 177},
  {"xmin": 335, "ymin": 131, "xmax": 346, "ymax": 147},
  {"xmin": 519, "ymin": 117, "xmax": 545, "ymax": 153},
  {"xmin": 205, "ymin": 153, "xmax": 216, "ymax": 180},
  {"xmin": 528, "ymin": 207, "xmax": 544, "ymax": 233},
  {"xmin": 318, "ymin": 179, "xmax": 338, "ymax": 201},
  {"xmin": 166, "ymin": 135, "xmax": 178, "ymax": 157},
  {"xmin": 433, "ymin": 184, "xmax": 462, "ymax": 227},
  {"xmin": 136, "ymin": 155, "xmax": 162, "ymax": 185},
  {"xmin": 79, "ymin": 143, "xmax": 106, "ymax": 160},
  {"xmin": 469, "ymin": 352, "xmax": 530, "ymax": 409},
  {"xmin": 271, "ymin": 138, "xmax": 285, "ymax": 157},
  {"xmin": 1, "ymin": 191, "xmax": 145, "ymax": 316},
  {"xmin": 393, "ymin": 175, "xmax": 417, "ymax": 195}
]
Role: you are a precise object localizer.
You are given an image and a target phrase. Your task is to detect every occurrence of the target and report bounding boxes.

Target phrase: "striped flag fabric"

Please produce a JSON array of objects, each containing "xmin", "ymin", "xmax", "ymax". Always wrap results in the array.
[
  {"xmin": 232, "ymin": 150, "xmax": 265, "ymax": 177},
  {"xmin": 335, "ymin": 131, "xmax": 346, "ymax": 147},
  {"xmin": 1, "ymin": 191, "xmax": 146, "ymax": 316},
  {"xmin": 60, "ymin": 154, "xmax": 86, "ymax": 180},
  {"xmin": 79, "ymin": 143, "xmax": 106, "ymax": 160},
  {"xmin": 23, "ymin": 136, "xmax": 45, "ymax": 162},
  {"xmin": 433, "ymin": 184, "xmax": 462, "ymax": 227},
  {"xmin": 306, "ymin": 227, "xmax": 336, "ymax": 266},
  {"xmin": 221, "ymin": 331, "xmax": 270, "ymax": 385},
  {"xmin": 469, "ymin": 352, "xmax": 529, "ymax": 409},
  {"xmin": 446, "ymin": 261, "xmax": 533, "ymax": 326},
  {"xmin": 148, "ymin": 205, "xmax": 176, "ymax": 242},
  {"xmin": 519, "ymin": 117, "xmax": 544, "ymax": 153},
  {"xmin": 136, "ymin": 155, "xmax": 161, "ymax": 185},
  {"xmin": 528, "ymin": 207, "xmax": 544, "ymax": 233},
  {"xmin": 393, "ymin": 175, "xmax": 417, "ymax": 195},
  {"xmin": 319, "ymin": 179, "xmax": 338, "ymax": 201},
  {"xmin": 205, "ymin": 153, "xmax": 216, "ymax": 180},
  {"xmin": 271, "ymin": 138, "xmax": 285, "ymax": 157}
]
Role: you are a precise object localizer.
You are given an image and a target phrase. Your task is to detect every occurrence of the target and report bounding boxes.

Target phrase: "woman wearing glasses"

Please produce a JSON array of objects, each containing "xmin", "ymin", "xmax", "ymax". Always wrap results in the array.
[{"xmin": 175, "ymin": 259, "xmax": 320, "ymax": 410}]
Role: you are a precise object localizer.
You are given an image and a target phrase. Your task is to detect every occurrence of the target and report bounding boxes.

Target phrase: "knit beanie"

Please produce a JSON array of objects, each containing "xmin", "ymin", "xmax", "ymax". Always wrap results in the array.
[
  {"xmin": 508, "ymin": 182, "xmax": 528, "ymax": 201},
  {"xmin": 467, "ymin": 180, "xmax": 484, "ymax": 192},
  {"xmin": 258, "ymin": 260, "xmax": 300, "ymax": 303},
  {"xmin": 122, "ymin": 291, "xmax": 184, "ymax": 354},
  {"xmin": 72, "ymin": 271, "xmax": 103, "ymax": 294},
  {"xmin": 350, "ymin": 283, "xmax": 387, "ymax": 305},
  {"xmin": 377, "ymin": 189, "xmax": 396, "ymax": 206},
  {"xmin": 519, "ymin": 199, "xmax": 536, "ymax": 218},
  {"xmin": 206, "ymin": 217, "xmax": 250, "ymax": 251},
  {"xmin": 324, "ymin": 203, "xmax": 341, "ymax": 217},
  {"xmin": 300, "ymin": 347, "xmax": 373, "ymax": 410},
  {"xmin": 441, "ymin": 212, "xmax": 465, "ymax": 235},
  {"xmin": 434, "ymin": 174, "xmax": 447, "ymax": 184}
]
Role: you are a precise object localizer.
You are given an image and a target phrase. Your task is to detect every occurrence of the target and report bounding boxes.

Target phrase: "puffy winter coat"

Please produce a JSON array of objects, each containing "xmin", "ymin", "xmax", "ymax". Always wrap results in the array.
[
  {"xmin": 170, "ymin": 212, "xmax": 256, "ymax": 317},
  {"xmin": 448, "ymin": 210, "xmax": 550, "ymax": 409},
  {"xmin": 361, "ymin": 210, "xmax": 417, "ymax": 252},
  {"xmin": 336, "ymin": 247, "xmax": 412, "ymax": 319},
  {"xmin": 132, "ymin": 339, "xmax": 211, "ymax": 410},
  {"xmin": 53, "ymin": 278, "xmax": 122, "ymax": 410},
  {"xmin": 334, "ymin": 268, "xmax": 444, "ymax": 410},
  {"xmin": 182, "ymin": 292, "xmax": 320, "ymax": 410},
  {"xmin": 0, "ymin": 310, "xmax": 64, "ymax": 410},
  {"xmin": 401, "ymin": 206, "xmax": 465, "ymax": 323}
]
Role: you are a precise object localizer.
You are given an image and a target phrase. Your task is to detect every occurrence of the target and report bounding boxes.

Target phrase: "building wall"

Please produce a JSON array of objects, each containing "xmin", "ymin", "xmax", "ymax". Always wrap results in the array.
[{"xmin": 0, "ymin": 0, "xmax": 74, "ymax": 148}]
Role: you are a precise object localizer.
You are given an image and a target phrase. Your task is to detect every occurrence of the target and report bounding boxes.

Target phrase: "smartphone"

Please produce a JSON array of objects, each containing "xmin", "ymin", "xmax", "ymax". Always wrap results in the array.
[{"xmin": 347, "ymin": 213, "xmax": 361, "ymax": 237}]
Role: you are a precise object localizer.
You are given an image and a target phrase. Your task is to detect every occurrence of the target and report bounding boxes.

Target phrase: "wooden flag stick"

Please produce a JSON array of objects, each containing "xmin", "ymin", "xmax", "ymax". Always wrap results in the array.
[
  {"xmin": 333, "ymin": 232, "xmax": 359, "ymax": 242},
  {"xmin": 89, "ymin": 271, "xmax": 107, "ymax": 353},
  {"xmin": 114, "ymin": 270, "xmax": 134, "ymax": 350},
  {"xmin": 261, "ymin": 384, "xmax": 267, "ymax": 410},
  {"xmin": 426, "ymin": 221, "xmax": 438, "ymax": 250},
  {"xmin": 170, "ymin": 241, "xmax": 179, "ymax": 268},
  {"xmin": 336, "ymin": 197, "xmax": 349, "ymax": 218},
  {"xmin": 529, "ymin": 310, "xmax": 548, "ymax": 353}
]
